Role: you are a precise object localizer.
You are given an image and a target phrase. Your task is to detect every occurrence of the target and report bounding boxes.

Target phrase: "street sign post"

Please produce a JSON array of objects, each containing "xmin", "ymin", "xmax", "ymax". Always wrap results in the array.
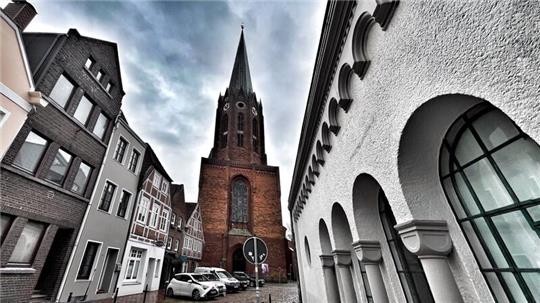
[{"xmin": 243, "ymin": 237, "xmax": 268, "ymax": 303}]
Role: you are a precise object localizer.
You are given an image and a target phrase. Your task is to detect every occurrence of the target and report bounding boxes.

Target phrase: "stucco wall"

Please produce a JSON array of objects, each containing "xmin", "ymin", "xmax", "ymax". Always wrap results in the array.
[{"xmin": 293, "ymin": 0, "xmax": 540, "ymax": 302}]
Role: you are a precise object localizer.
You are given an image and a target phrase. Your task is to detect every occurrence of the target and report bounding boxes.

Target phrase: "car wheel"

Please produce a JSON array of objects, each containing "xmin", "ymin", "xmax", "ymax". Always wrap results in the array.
[
  {"xmin": 166, "ymin": 288, "xmax": 174, "ymax": 297},
  {"xmin": 192, "ymin": 289, "xmax": 201, "ymax": 300}
]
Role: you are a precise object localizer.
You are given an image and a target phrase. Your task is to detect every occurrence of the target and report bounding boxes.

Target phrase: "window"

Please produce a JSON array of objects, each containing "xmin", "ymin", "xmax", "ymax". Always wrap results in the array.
[
  {"xmin": 220, "ymin": 114, "xmax": 228, "ymax": 148},
  {"xmin": 155, "ymin": 260, "xmax": 160, "ymax": 278},
  {"xmin": 98, "ymin": 181, "xmax": 116, "ymax": 212},
  {"xmin": 167, "ymin": 237, "xmax": 172, "ymax": 249},
  {"xmin": 379, "ymin": 191, "xmax": 433, "ymax": 302},
  {"xmin": 171, "ymin": 213, "xmax": 176, "ymax": 226},
  {"xmin": 113, "ymin": 137, "xmax": 128, "ymax": 163},
  {"xmin": 117, "ymin": 190, "xmax": 132, "ymax": 218},
  {"xmin": 93, "ymin": 112, "xmax": 109, "ymax": 140},
  {"xmin": 137, "ymin": 197, "xmax": 150, "ymax": 223},
  {"xmin": 175, "ymin": 240, "xmax": 179, "ymax": 252},
  {"xmin": 73, "ymin": 95, "xmax": 93, "ymax": 125},
  {"xmin": 124, "ymin": 248, "xmax": 143, "ymax": 281},
  {"xmin": 231, "ymin": 179, "xmax": 249, "ymax": 223},
  {"xmin": 149, "ymin": 203, "xmax": 160, "ymax": 228},
  {"xmin": 153, "ymin": 173, "xmax": 162, "ymax": 188},
  {"xmin": 77, "ymin": 241, "xmax": 100, "ymax": 279},
  {"xmin": 12, "ymin": 131, "xmax": 48, "ymax": 173},
  {"xmin": 440, "ymin": 104, "xmax": 540, "ymax": 302},
  {"xmin": 160, "ymin": 209, "xmax": 169, "ymax": 231},
  {"xmin": 177, "ymin": 217, "xmax": 183, "ymax": 229},
  {"xmin": 85, "ymin": 57, "xmax": 95, "ymax": 70},
  {"xmin": 45, "ymin": 148, "xmax": 72, "ymax": 185},
  {"xmin": 161, "ymin": 180, "xmax": 168, "ymax": 193},
  {"xmin": 1, "ymin": 214, "xmax": 13, "ymax": 244},
  {"xmin": 105, "ymin": 81, "xmax": 112, "ymax": 93},
  {"xmin": 49, "ymin": 74, "xmax": 74, "ymax": 107},
  {"xmin": 237, "ymin": 113, "xmax": 244, "ymax": 147},
  {"xmin": 96, "ymin": 70, "xmax": 104, "ymax": 82},
  {"xmin": 71, "ymin": 162, "xmax": 92, "ymax": 195},
  {"xmin": 8, "ymin": 221, "xmax": 46, "ymax": 265},
  {"xmin": 128, "ymin": 149, "xmax": 140, "ymax": 173},
  {"xmin": 252, "ymin": 119, "xmax": 258, "ymax": 152}
]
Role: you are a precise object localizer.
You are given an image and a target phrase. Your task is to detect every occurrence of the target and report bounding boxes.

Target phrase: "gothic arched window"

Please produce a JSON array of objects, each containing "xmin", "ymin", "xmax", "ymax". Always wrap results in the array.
[
  {"xmin": 440, "ymin": 104, "xmax": 540, "ymax": 302},
  {"xmin": 220, "ymin": 114, "xmax": 228, "ymax": 148},
  {"xmin": 252, "ymin": 119, "xmax": 258, "ymax": 152},
  {"xmin": 379, "ymin": 191, "xmax": 434, "ymax": 302},
  {"xmin": 231, "ymin": 179, "xmax": 249, "ymax": 223},
  {"xmin": 237, "ymin": 113, "xmax": 245, "ymax": 147}
]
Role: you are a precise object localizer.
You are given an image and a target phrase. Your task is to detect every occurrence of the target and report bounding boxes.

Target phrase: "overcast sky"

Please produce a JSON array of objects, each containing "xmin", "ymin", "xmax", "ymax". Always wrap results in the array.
[{"xmin": 3, "ymin": 0, "xmax": 326, "ymax": 233}]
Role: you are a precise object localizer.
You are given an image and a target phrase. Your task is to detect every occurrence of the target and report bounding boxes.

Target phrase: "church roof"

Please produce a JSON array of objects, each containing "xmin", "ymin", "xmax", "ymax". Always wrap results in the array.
[{"xmin": 228, "ymin": 28, "xmax": 253, "ymax": 93}]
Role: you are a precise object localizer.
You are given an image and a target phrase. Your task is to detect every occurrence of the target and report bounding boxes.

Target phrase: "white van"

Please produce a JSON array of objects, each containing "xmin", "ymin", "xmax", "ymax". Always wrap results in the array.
[{"xmin": 194, "ymin": 267, "xmax": 241, "ymax": 292}]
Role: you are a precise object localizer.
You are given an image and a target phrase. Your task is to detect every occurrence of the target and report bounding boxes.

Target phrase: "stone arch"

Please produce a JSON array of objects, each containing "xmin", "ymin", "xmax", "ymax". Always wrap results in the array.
[
  {"xmin": 397, "ymin": 94, "xmax": 483, "ymax": 218},
  {"xmin": 352, "ymin": 173, "xmax": 385, "ymax": 239},
  {"xmin": 304, "ymin": 176, "xmax": 312, "ymax": 193},
  {"xmin": 321, "ymin": 122, "xmax": 332, "ymax": 152},
  {"xmin": 331, "ymin": 202, "xmax": 354, "ymax": 250},
  {"xmin": 338, "ymin": 63, "xmax": 354, "ymax": 112},
  {"xmin": 311, "ymin": 155, "xmax": 320, "ymax": 177},
  {"xmin": 352, "ymin": 12, "xmax": 375, "ymax": 79},
  {"xmin": 319, "ymin": 219, "xmax": 340, "ymax": 303},
  {"xmin": 316, "ymin": 141, "xmax": 325, "ymax": 166},
  {"xmin": 328, "ymin": 98, "xmax": 341, "ymax": 135}
]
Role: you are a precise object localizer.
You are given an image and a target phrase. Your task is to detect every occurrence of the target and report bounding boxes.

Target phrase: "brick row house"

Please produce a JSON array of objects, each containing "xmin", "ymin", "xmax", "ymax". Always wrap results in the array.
[
  {"xmin": 0, "ymin": 2, "xmax": 124, "ymax": 302},
  {"xmin": 116, "ymin": 145, "xmax": 173, "ymax": 299}
]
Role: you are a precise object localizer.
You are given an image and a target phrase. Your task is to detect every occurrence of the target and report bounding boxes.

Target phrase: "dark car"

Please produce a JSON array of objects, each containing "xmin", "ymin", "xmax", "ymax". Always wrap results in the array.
[
  {"xmin": 232, "ymin": 271, "xmax": 249, "ymax": 290},
  {"xmin": 233, "ymin": 271, "xmax": 265, "ymax": 287}
]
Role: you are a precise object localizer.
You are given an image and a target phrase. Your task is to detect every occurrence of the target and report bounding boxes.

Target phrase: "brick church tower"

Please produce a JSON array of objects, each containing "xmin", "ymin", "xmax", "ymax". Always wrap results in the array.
[{"xmin": 197, "ymin": 28, "xmax": 287, "ymax": 277}]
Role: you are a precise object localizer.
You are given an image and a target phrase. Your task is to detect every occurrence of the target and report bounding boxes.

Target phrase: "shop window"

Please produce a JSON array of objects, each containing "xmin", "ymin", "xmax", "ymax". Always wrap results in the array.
[
  {"xmin": 124, "ymin": 248, "xmax": 143, "ymax": 281},
  {"xmin": 8, "ymin": 221, "xmax": 46, "ymax": 266}
]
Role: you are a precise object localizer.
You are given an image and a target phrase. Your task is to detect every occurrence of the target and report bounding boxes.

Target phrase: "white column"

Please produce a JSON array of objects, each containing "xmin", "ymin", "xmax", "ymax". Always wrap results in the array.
[
  {"xmin": 353, "ymin": 241, "xmax": 389, "ymax": 303},
  {"xmin": 395, "ymin": 220, "xmax": 463, "ymax": 303},
  {"xmin": 332, "ymin": 250, "xmax": 357, "ymax": 303},
  {"xmin": 320, "ymin": 254, "xmax": 340, "ymax": 303}
]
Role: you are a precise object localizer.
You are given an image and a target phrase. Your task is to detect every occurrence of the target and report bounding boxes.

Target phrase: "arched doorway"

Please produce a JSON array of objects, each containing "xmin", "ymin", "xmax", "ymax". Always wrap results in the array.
[{"xmin": 232, "ymin": 247, "xmax": 246, "ymax": 272}]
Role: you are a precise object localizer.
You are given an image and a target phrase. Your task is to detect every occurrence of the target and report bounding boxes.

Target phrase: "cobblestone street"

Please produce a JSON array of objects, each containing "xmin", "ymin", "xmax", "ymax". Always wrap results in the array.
[{"xmin": 163, "ymin": 283, "xmax": 299, "ymax": 303}]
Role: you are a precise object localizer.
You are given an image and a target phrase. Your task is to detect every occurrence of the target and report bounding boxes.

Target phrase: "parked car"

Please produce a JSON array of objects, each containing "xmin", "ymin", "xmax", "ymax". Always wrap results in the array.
[
  {"xmin": 232, "ymin": 271, "xmax": 251, "ymax": 289},
  {"xmin": 166, "ymin": 273, "xmax": 219, "ymax": 300},
  {"xmin": 246, "ymin": 272, "xmax": 265, "ymax": 287},
  {"xmin": 202, "ymin": 273, "xmax": 227, "ymax": 296},
  {"xmin": 194, "ymin": 267, "xmax": 241, "ymax": 292}
]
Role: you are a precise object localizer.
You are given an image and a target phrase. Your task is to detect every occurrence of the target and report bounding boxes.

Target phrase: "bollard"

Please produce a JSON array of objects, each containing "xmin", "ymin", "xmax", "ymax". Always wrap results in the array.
[
  {"xmin": 67, "ymin": 292, "xmax": 72, "ymax": 302},
  {"xmin": 142, "ymin": 284, "xmax": 148, "ymax": 303},
  {"xmin": 269, "ymin": 293, "xmax": 272, "ymax": 303}
]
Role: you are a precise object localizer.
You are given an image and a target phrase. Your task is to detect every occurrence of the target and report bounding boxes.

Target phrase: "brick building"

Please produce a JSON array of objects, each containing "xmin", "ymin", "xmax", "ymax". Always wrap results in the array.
[
  {"xmin": 116, "ymin": 144, "xmax": 172, "ymax": 299},
  {"xmin": 198, "ymin": 28, "xmax": 287, "ymax": 279},
  {"xmin": 0, "ymin": 3, "xmax": 124, "ymax": 301}
]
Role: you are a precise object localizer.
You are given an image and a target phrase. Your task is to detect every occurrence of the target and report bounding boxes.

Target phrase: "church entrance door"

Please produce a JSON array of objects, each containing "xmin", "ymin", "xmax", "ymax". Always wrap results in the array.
[{"xmin": 232, "ymin": 248, "xmax": 246, "ymax": 272}]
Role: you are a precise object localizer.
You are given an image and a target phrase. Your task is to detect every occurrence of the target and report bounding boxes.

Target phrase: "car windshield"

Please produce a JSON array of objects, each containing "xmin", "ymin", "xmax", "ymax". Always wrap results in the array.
[
  {"xmin": 191, "ymin": 274, "xmax": 208, "ymax": 281},
  {"xmin": 204, "ymin": 274, "xmax": 218, "ymax": 281},
  {"xmin": 221, "ymin": 271, "xmax": 233, "ymax": 278},
  {"xmin": 235, "ymin": 272, "xmax": 247, "ymax": 277}
]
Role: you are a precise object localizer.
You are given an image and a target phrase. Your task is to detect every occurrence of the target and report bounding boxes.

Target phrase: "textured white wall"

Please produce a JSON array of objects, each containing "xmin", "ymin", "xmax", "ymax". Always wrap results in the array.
[{"xmin": 294, "ymin": 0, "xmax": 540, "ymax": 302}]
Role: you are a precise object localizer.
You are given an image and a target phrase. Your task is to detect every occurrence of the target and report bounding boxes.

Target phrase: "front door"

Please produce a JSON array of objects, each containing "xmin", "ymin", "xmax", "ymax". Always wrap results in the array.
[
  {"xmin": 146, "ymin": 258, "xmax": 155, "ymax": 290},
  {"xmin": 232, "ymin": 248, "xmax": 246, "ymax": 272}
]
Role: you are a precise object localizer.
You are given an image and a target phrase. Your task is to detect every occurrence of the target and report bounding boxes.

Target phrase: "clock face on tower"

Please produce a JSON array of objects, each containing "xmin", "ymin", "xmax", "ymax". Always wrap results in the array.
[
  {"xmin": 223, "ymin": 103, "xmax": 230, "ymax": 111},
  {"xmin": 252, "ymin": 107, "xmax": 257, "ymax": 116}
]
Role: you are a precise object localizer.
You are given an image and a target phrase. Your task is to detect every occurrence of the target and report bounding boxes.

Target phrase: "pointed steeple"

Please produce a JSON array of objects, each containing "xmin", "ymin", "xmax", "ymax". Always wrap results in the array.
[{"xmin": 229, "ymin": 26, "xmax": 253, "ymax": 93}]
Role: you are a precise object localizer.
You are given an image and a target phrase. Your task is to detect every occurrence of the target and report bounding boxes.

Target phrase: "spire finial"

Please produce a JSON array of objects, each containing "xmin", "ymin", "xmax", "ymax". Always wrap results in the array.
[{"xmin": 241, "ymin": 23, "xmax": 244, "ymax": 31}]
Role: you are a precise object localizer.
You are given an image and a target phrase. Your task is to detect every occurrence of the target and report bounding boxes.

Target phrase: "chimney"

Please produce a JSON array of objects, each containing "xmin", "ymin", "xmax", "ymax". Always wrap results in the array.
[{"xmin": 3, "ymin": 0, "xmax": 37, "ymax": 31}]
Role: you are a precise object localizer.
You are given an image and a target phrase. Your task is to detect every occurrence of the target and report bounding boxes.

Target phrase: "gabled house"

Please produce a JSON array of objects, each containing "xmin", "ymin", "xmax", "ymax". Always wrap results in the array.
[
  {"xmin": 116, "ymin": 144, "xmax": 172, "ymax": 299},
  {"xmin": 161, "ymin": 184, "xmax": 187, "ymax": 286},
  {"xmin": 181, "ymin": 203, "xmax": 204, "ymax": 272}
]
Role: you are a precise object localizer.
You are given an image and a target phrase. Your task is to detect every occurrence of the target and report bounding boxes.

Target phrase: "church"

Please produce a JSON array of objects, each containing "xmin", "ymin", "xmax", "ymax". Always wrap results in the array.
[{"xmin": 197, "ymin": 28, "xmax": 288, "ymax": 278}]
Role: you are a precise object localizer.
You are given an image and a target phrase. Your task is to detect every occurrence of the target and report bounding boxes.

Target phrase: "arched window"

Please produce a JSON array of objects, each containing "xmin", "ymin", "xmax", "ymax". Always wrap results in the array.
[
  {"xmin": 237, "ymin": 113, "xmax": 244, "ymax": 147},
  {"xmin": 379, "ymin": 191, "xmax": 434, "ymax": 302},
  {"xmin": 252, "ymin": 118, "xmax": 258, "ymax": 152},
  {"xmin": 220, "ymin": 114, "xmax": 228, "ymax": 148},
  {"xmin": 231, "ymin": 179, "xmax": 249, "ymax": 223},
  {"xmin": 440, "ymin": 104, "xmax": 540, "ymax": 302}
]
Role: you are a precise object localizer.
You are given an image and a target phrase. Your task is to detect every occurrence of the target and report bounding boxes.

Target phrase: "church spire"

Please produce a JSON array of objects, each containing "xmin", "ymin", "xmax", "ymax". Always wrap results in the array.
[{"xmin": 229, "ymin": 26, "xmax": 253, "ymax": 93}]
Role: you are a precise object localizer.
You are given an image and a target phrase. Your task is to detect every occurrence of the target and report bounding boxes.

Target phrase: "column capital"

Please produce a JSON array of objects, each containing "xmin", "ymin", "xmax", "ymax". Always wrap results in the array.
[
  {"xmin": 331, "ymin": 249, "xmax": 352, "ymax": 266},
  {"xmin": 319, "ymin": 254, "xmax": 335, "ymax": 268},
  {"xmin": 394, "ymin": 220, "xmax": 453, "ymax": 258},
  {"xmin": 352, "ymin": 240, "xmax": 382, "ymax": 264}
]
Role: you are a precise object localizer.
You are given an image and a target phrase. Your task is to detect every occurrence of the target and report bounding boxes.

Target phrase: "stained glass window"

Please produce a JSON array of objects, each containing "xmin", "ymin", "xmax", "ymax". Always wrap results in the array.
[{"xmin": 231, "ymin": 179, "xmax": 249, "ymax": 223}]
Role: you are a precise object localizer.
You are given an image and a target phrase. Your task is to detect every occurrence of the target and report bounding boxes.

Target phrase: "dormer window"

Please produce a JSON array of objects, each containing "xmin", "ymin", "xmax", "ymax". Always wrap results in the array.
[{"xmin": 96, "ymin": 70, "xmax": 104, "ymax": 82}]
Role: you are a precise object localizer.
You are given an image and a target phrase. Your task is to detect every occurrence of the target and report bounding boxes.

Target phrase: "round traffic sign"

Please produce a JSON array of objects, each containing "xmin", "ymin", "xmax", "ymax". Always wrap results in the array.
[{"xmin": 243, "ymin": 237, "xmax": 268, "ymax": 264}]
